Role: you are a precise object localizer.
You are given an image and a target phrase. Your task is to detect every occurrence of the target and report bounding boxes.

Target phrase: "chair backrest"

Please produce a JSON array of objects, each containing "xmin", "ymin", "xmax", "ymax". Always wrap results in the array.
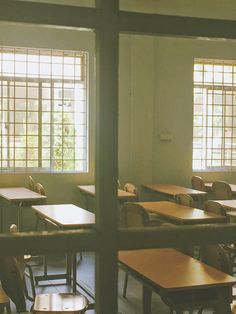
[
  {"xmin": 191, "ymin": 175, "xmax": 206, "ymax": 191},
  {"xmin": 204, "ymin": 200, "xmax": 226, "ymax": 216},
  {"xmin": 0, "ymin": 256, "xmax": 26, "ymax": 313},
  {"xmin": 9, "ymin": 225, "xmax": 25, "ymax": 279},
  {"xmin": 29, "ymin": 176, "xmax": 36, "ymax": 191},
  {"xmin": 119, "ymin": 203, "xmax": 149, "ymax": 228},
  {"xmin": 200, "ymin": 244, "xmax": 232, "ymax": 276},
  {"xmin": 35, "ymin": 182, "xmax": 46, "ymax": 196},
  {"xmin": 123, "ymin": 183, "xmax": 137, "ymax": 195},
  {"xmin": 212, "ymin": 181, "xmax": 232, "ymax": 200},
  {"xmin": 117, "ymin": 180, "xmax": 121, "ymax": 189},
  {"xmin": 176, "ymin": 193, "xmax": 194, "ymax": 207},
  {"xmin": 0, "ymin": 224, "xmax": 26, "ymax": 312}
]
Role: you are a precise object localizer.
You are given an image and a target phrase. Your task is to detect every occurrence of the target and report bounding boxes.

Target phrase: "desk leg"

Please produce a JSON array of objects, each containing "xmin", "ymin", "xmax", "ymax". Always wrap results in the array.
[
  {"xmin": 215, "ymin": 289, "xmax": 232, "ymax": 314},
  {"xmin": 66, "ymin": 253, "xmax": 72, "ymax": 286},
  {"xmin": 72, "ymin": 252, "xmax": 77, "ymax": 292},
  {"xmin": 142, "ymin": 285, "xmax": 151, "ymax": 314},
  {"xmin": 0, "ymin": 206, "xmax": 3, "ymax": 233},
  {"xmin": 17, "ymin": 202, "xmax": 23, "ymax": 231},
  {"xmin": 215, "ymin": 302, "xmax": 231, "ymax": 314}
]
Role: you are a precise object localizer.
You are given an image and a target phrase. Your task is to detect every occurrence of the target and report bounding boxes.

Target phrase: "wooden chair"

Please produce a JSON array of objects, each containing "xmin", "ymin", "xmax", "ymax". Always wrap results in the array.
[
  {"xmin": 191, "ymin": 175, "xmax": 206, "ymax": 192},
  {"xmin": 175, "ymin": 194, "xmax": 196, "ymax": 256},
  {"xmin": 120, "ymin": 203, "xmax": 172, "ymax": 297},
  {"xmin": 161, "ymin": 244, "xmax": 233, "ymax": 314},
  {"xmin": 119, "ymin": 202, "xmax": 149, "ymax": 298},
  {"xmin": 0, "ymin": 254, "xmax": 89, "ymax": 314},
  {"xmin": 29, "ymin": 176, "xmax": 36, "ymax": 191},
  {"xmin": 117, "ymin": 180, "xmax": 121, "ymax": 189},
  {"xmin": 0, "ymin": 256, "xmax": 26, "ymax": 313},
  {"xmin": 32, "ymin": 293, "xmax": 88, "ymax": 314},
  {"xmin": 0, "ymin": 288, "xmax": 11, "ymax": 314},
  {"xmin": 176, "ymin": 193, "xmax": 194, "ymax": 207},
  {"xmin": 34, "ymin": 183, "xmax": 47, "ymax": 230},
  {"xmin": 9, "ymin": 224, "xmax": 36, "ymax": 302},
  {"xmin": 204, "ymin": 200, "xmax": 226, "ymax": 216},
  {"xmin": 123, "ymin": 183, "xmax": 137, "ymax": 195},
  {"xmin": 123, "ymin": 182, "xmax": 165, "ymax": 224},
  {"xmin": 212, "ymin": 181, "xmax": 232, "ymax": 200},
  {"xmin": 35, "ymin": 183, "xmax": 46, "ymax": 197},
  {"xmin": 119, "ymin": 202, "xmax": 149, "ymax": 229}
]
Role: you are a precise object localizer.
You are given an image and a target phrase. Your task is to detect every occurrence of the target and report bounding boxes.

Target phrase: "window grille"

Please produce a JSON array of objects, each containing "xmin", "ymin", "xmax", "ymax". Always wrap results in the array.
[
  {"xmin": 0, "ymin": 47, "xmax": 88, "ymax": 172},
  {"xmin": 193, "ymin": 58, "xmax": 236, "ymax": 171}
]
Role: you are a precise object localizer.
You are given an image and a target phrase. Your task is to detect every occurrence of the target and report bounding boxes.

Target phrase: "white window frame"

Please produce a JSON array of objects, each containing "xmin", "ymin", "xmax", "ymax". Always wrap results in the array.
[
  {"xmin": 193, "ymin": 58, "xmax": 236, "ymax": 172},
  {"xmin": 0, "ymin": 47, "xmax": 88, "ymax": 173}
]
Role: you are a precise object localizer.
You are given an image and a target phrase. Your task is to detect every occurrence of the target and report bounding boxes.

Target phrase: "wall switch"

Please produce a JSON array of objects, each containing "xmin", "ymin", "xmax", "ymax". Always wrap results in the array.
[{"xmin": 159, "ymin": 132, "xmax": 173, "ymax": 141}]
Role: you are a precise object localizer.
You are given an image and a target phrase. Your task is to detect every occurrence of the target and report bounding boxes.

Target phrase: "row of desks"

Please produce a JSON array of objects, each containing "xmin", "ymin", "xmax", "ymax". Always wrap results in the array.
[
  {"xmin": 78, "ymin": 183, "xmax": 207, "ymax": 200},
  {"xmin": 205, "ymin": 182, "xmax": 236, "ymax": 195},
  {"xmin": 138, "ymin": 201, "xmax": 225, "ymax": 224},
  {"xmin": 0, "ymin": 185, "xmax": 235, "ymax": 313},
  {"xmin": 30, "ymin": 203, "xmax": 235, "ymax": 313},
  {"xmin": 119, "ymin": 248, "xmax": 235, "ymax": 314},
  {"xmin": 0, "ymin": 187, "xmax": 46, "ymax": 231}
]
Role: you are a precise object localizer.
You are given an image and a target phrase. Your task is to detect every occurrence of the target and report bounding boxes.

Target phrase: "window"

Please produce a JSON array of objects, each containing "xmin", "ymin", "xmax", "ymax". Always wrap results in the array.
[
  {"xmin": 193, "ymin": 59, "xmax": 236, "ymax": 171},
  {"xmin": 0, "ymin": 47, "xmax": 88, "ymax": 172}
]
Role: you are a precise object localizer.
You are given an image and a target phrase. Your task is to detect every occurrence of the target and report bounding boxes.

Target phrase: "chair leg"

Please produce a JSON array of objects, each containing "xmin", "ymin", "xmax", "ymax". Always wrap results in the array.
[
  {"xmin": 24, "ymin": 263, "xmax": 36, "ymax": 301},
  {"xmin": 122, "ymin": 272, "xmax": 129, "ymax": 298},
  {"xmin": 6, "ymin": 303, "xmax": 11, "ymax": 313},
  {"xmin": 35, "ymin": 216, "xmax": 39, "ymax": 231}
]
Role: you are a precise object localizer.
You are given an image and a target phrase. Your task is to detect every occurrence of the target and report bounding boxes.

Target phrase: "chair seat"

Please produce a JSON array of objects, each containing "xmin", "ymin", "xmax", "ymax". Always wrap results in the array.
[
  {"xmin": 0, "ymin": 287, "xmax": 10, "ymax": 305},
  {"xmin": 33, "ymin": 293, "xmax": 88, "ymax": 313},
  {"xmin": 0, "ymin": 287, "xmax": 11, "ymax": 314},
  {"xmin": 224, "ymin": 243, "xmax": 236, "ymax": 252}
]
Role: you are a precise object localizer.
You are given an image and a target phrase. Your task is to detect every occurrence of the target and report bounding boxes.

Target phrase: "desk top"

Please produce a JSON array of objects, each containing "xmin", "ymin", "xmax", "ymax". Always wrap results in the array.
[
  {"xmin": 119, "ymin": 248, "xmax": 236, "ymax": 291},
  {"xmin": 77, "ymin": 185, "xmax": 137, "ymax": 200},
  {"xmin": 0, "ymin": 187, "xmax": 46, "ymax": 202},
  {"xmin": 137, "ymin": 201, "xmax": 226, "ymax": 224},
  {"xmin": 31, "ymin": 204, "xmax": 95, "ymax": 228},
  {"xmin": 205, "ymin": 182, "xmax": 236, "ymax": 194},
  {"xmin": 143, "ymin": 184, "xmax": 206, "ymax": 196},
  {"xmin": 215, "ymin": 200, "xmax": 236, "ymax": 211}
]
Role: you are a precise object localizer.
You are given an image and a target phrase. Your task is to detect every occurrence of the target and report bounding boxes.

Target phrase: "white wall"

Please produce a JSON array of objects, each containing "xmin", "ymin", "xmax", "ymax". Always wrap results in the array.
[
  {"xmin": 120, "ymin": 0, "xmax": 236, "ymax": 19},
  {"xmin": 120, "ymin": 35, "xmax": 236, "ymax": 189}
]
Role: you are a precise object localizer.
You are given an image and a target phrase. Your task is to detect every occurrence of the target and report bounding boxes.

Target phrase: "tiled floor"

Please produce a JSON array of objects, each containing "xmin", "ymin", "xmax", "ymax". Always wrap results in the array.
[{"xmin": 8, "ymin": 252, "xmax": 224, "ymax": 313}]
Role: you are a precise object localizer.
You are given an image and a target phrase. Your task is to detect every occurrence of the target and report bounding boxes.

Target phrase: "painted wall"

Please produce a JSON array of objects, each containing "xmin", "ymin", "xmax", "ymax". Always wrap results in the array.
[
  {"xmin": 120, "ymin": 35, "xmax": 236, "ymax": 189},
  {"xmin": 120, "ymin": 0, "xmax": 236, "ymax": 19}
]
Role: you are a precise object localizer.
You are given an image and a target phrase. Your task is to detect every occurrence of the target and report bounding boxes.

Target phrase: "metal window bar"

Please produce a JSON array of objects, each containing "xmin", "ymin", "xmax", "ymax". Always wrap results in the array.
[{"xmin": 193, "ymin": 59, "xmax": 236, "ymax": 171}]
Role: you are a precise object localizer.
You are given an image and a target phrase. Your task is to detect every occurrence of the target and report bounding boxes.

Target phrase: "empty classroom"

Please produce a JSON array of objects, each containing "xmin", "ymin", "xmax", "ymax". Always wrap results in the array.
[{"xmin": 1, "ymin": 1, "xmax": 236, "ymax": 314}]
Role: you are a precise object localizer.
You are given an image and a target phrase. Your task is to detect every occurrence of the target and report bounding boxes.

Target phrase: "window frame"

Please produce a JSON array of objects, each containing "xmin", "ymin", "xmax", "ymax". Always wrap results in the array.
[
  {"xmin": 193, "ymin": 59, "xmax": 236, "ymax": 172},
  {"xmin": 0, "ymin": 47, "xmax": 88, "ymax": 173}
]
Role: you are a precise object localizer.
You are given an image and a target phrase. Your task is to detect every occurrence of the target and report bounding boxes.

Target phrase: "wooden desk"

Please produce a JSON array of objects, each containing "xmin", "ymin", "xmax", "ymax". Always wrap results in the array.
[
  {"xmin": 78, "ymin": 185, "xmax": 137, "ymax": 209},
  {"xmin": 213, "ymin": 200, "xmax": 236, "ymax": 221},
  {"xmin": 205, "ymin": 182, "xmax": 236, "ymax": 196},
  {"xmin": 119, "ymin": 248, "xmax": 236, "ymax": 314},
  {"xmin": 215, "ymin": 200, "xmax": 236, "ymax": 211},
  {"xmin": 32, "ymin": 204, "xmax": 95, "ymax": 229},
  {"xmin": 31, "ymin": 204, "xmax": 95, "ymax": 296},
  {"xmin": 0, "ymin": 187, "xmax": 46, "ymax": 231},
  {"xmin": 143, "ymin": 184, "xmax": 206, "ymax": 202},
  {"xmin": 137, "ymin": 201, "xmax": 226, "ymax": 224}
]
